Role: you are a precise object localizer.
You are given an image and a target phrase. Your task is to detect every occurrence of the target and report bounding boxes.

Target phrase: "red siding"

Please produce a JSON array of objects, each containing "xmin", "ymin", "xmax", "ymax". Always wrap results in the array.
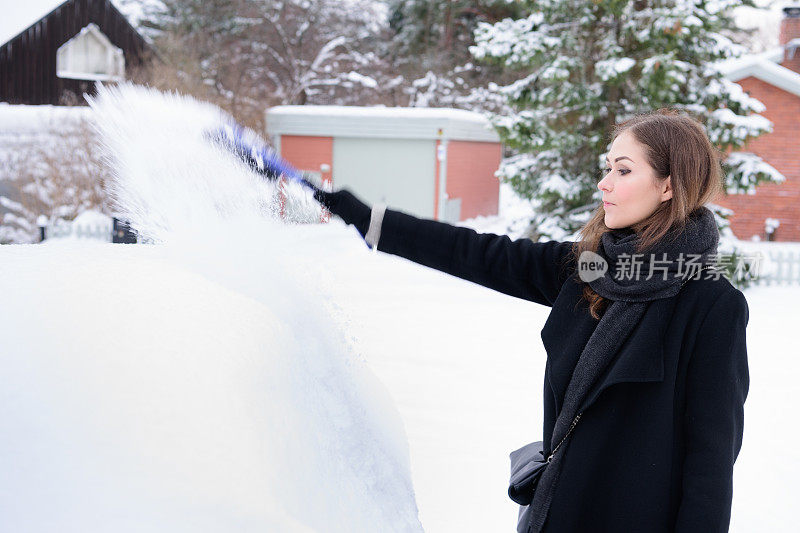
[
  {"xmin": 713, "ymin": 76, "xmax": 800, "ymax": 241},
  {"xmin": 446, "ymin": 141, "xmax": 501, "ymax": 220},
  {"xmin": 279, "ymin": 135, "xmax": 333, "ymax": 185}
]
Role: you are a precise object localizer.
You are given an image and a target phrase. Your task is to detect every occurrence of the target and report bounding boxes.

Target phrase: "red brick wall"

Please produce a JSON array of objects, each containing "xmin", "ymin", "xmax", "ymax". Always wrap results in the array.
[
  {"xmin": 279, "ymin": 135, "xmax": 333, "ymax": 185},
  {"xmin": 712, "ymin": 76, "xmax": 800, "ymax": 241},
  {"xmin": 446, "ymin": 141, "xmax": 501, "ymax": 220}
]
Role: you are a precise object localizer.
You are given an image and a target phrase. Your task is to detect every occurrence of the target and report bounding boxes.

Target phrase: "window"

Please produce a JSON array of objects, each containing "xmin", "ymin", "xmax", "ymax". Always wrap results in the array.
[{"xmin": 56, "ymin": 24, "xmax": 124, "ymax": 82}]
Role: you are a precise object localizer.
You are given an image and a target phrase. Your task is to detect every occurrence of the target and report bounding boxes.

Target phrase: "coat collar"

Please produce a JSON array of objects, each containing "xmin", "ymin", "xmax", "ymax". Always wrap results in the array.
[
  {"xmin": 543, "ymin": 282, "xmax": 677, "ymax": 415},
  {"xmin": 576, "ymin": 296, "xmax": 676, "ymax": 413}
]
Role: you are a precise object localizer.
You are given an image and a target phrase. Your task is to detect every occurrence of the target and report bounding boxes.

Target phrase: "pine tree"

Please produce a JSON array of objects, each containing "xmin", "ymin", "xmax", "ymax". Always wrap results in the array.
[
  {"xmin": 387, "ymin": 0, "xmax": 523, "ymax": 61},
  {"xmin": 384, "ymin": 0, "xmax": 525, "ymax": 109},
  {"xmin": 471, "ymin": 0, "xmax": 785, "ymax": 240}
]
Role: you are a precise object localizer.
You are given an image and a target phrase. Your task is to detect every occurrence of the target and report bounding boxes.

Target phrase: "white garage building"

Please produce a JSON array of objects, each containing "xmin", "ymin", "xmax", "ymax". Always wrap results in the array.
[{"xmin": 265, "ymin": 105, "xmax": 503, "ymax": 222}]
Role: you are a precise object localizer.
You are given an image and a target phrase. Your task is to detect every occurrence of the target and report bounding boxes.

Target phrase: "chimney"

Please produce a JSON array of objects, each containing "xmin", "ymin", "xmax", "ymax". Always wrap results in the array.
[{"xmin": 780, "ymin": 4, "xmax": 800, "ymax": 72}]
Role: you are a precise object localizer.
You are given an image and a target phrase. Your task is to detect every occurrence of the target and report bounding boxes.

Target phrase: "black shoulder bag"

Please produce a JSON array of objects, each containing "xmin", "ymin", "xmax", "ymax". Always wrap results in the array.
[{"xmin": 507, "ymin": 412, "xmax": 582, "ymax": 506}]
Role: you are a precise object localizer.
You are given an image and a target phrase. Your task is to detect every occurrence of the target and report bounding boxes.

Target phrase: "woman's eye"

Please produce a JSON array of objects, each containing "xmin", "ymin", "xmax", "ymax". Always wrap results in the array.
[{"xmin": 603, "ymin": 167, "xmax": 629, "ymax": 175}]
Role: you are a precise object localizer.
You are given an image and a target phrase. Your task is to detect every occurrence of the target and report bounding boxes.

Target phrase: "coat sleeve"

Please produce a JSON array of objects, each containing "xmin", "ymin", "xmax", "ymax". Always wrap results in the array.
[
  {"xmin": 675, "ymin": 288, "xmax": 750, "ymax": 532},
  {"xmin": 374, "ymin": 207, "xmax": 575, "ymax": 307}
]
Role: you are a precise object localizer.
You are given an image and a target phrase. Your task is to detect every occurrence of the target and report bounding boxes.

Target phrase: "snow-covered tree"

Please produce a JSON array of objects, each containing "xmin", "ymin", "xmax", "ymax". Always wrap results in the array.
[
  {"xmin": 0, "ymin": 195, "xmax": 37, "ymax": 244},
  {"xmin": 140, "ymin": 0, "xmax": 390, "ymax": 128},
  {"xmin": 387, "ymin": 0, "xmax": 523, "ymax": 62},
  {"xmin": 0, "ymin": 111, "xmax": 111, "ymax": 244},
  {"xmin": 384, "ymin": 0, "xmax": 524, "ymax": 110},
  {"xmin": 471, "ymin": 0, "xmax": 785, "ymax": 240}
]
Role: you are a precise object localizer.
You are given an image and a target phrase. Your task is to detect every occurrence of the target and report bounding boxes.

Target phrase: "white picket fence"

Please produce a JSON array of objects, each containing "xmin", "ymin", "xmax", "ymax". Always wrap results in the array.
[
  {"xmin": 744, "ymin": 249, "xmax": 800, "ymax": 286},
  {"xmin": 42, "ymin": 210, "xmax": 113, "ymax": 242}
]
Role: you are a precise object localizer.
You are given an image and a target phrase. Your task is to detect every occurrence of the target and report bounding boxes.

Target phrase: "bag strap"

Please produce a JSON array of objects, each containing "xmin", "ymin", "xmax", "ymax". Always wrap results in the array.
[{"xmin": 547, "ymin": 412, "xmax": 582, "ymax": 462}]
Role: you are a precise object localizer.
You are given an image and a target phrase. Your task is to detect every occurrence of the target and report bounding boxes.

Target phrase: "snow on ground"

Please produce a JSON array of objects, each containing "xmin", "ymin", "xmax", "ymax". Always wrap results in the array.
[
  {"xmin": 726, "ymin": 283, "xmax": 800, "ymax": 532},
  {"xmin": 0, "ymin": 103, "xmax": 91, "ymax": 134}
]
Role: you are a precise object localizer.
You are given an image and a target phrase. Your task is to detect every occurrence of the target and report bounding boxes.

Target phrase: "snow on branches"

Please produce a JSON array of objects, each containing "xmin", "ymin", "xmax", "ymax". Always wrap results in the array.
[{"xmin": 471, "ymin": 0, "xmax": 779, "ymax": 240}]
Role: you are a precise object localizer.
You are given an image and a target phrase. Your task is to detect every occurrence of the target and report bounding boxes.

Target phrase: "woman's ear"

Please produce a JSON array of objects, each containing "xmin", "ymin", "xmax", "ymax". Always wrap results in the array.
[{"xmin": 661, "ymin": 175, "xmax": 672, "ymax": 201}]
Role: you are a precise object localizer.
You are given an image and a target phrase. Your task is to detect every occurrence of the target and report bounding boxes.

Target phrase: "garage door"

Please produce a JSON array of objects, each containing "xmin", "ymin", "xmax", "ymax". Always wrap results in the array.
[{"xmin": 332, "ymin": 137, "xmax": 435, "ymax": 218}]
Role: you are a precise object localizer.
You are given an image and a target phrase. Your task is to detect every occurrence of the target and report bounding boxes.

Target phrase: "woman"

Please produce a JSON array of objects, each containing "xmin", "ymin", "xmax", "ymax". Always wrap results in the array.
[{"xmin": 259, "ymin": 108, "xmax": 749, "ymax": 532}]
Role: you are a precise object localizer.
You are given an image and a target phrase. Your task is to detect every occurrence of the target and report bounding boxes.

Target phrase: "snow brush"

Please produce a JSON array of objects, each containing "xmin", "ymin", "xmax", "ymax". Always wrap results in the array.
[
  {"xmin": 205, "ymin": 119, "xmax": 373, "ymax": 240},
  {"xmin": 205, "ymin": 120, "xmax": 317, "ymax": 189}
]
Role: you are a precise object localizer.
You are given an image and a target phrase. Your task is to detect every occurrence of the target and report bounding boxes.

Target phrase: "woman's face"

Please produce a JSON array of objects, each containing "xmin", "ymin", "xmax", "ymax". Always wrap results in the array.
[{"xmin": 597, "ymin": 130, "xmax": 672, "ymax": 229}]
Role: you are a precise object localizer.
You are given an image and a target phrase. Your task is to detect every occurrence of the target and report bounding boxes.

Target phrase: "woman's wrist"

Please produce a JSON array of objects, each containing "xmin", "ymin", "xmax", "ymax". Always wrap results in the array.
[{"xmin": 365, "ymin": 204, "xmax": 387, "ymax": 249}]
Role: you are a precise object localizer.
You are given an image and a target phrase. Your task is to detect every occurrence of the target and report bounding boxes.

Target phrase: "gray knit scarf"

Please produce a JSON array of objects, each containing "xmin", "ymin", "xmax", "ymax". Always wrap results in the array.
[{"xmin": 524, "ymin": 206, "xmax": 720, "ymax": 533}]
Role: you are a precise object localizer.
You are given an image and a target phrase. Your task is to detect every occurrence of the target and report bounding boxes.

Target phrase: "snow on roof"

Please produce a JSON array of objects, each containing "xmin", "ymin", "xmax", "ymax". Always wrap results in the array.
[
  {"xmin": 266, "ymin": 105, "xmax": 500, "ymax": 142},
  {"xmin": 716, "ymin": 45, "xmax": 784, "ymax": 75},
  {"xmin": 717, "ymin": 44, "xmax": 800, "ymax": 99},
  {"xmin": 270, "ymin": 105, "xmax": 488, "ymax": 122},
  {"xmin": 0, "ymin": 1, "xmax": 67, "ymax": 46},
  {"xmin": 0, "ymin": 0, "xmax": 138, "ymax": 46}
]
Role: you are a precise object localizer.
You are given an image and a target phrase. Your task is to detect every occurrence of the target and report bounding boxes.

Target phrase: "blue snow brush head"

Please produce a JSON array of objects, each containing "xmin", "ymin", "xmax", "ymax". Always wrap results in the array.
[{"xmin": 207, "ymin": 121, "xmax": 305, "ymax": 185}]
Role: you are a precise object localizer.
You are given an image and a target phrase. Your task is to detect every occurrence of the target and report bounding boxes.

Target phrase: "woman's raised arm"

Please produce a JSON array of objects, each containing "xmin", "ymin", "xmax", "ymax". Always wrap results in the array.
[
  {"xmin": 373, "ymin": 206, "xmax": 575, "ymax": 307},
  {"xmin": 312, "ymin": 186, "xmax": 575, "ymax": 306}
]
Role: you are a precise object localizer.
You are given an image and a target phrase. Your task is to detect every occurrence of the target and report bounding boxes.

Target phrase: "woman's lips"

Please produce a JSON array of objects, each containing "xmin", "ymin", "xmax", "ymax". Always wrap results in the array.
[{"xmin": 603, "ymin": 201, "xmax": 615, "ymax": 207}]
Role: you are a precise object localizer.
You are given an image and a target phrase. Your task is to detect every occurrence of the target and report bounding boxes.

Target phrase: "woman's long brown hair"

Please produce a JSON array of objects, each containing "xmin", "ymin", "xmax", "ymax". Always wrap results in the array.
[{"xmin": 573, "ymin": 108, "xmax": 725, "ymax": 319}]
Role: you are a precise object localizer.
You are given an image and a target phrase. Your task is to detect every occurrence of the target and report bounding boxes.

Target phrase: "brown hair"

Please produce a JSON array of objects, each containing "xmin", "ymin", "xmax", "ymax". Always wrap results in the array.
[{"xmin": 573, "ymin": 108, "xmax": 725, "ymax": 319}]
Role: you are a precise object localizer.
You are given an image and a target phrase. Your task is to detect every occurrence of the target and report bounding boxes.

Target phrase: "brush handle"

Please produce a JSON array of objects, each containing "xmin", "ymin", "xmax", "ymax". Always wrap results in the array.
[
  {"xmin": 210, "ymin": 122, "xmax": 310, "ymax": 188},
  {"xmin": 208, "ymin": 121, "xmax": 371, "ymax": 231}
]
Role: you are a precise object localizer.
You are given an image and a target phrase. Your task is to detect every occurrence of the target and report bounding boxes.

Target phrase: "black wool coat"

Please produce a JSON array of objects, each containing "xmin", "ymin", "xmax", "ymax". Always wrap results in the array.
[{"xmin": 373, "ymin": 208, "xmax": 750, "ymax": 533}]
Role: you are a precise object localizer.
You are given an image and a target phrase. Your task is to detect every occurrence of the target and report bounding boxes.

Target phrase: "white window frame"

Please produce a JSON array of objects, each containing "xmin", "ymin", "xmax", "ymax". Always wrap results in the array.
[{"xmin": 56, "ymin": 23, "xmax": 125, "ymax": 82}]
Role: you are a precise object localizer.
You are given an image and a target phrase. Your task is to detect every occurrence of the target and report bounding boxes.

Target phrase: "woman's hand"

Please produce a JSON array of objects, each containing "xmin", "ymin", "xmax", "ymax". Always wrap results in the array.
[{"xmin": 310, "ymin": 187, "xmax": 372, "ymax": 241}]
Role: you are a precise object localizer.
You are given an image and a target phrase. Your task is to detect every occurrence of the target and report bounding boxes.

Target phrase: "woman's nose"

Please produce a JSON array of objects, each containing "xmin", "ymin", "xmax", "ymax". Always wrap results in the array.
[{"xmin": 598, "ymin": 174, "xmax": 611, "ymax": 192}]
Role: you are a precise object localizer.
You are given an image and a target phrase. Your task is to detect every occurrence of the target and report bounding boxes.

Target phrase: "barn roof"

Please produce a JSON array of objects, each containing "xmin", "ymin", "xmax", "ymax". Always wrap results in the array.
[{"xmin": 0, "ymin": 0, "xmax": 144, "ymax": 47}]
